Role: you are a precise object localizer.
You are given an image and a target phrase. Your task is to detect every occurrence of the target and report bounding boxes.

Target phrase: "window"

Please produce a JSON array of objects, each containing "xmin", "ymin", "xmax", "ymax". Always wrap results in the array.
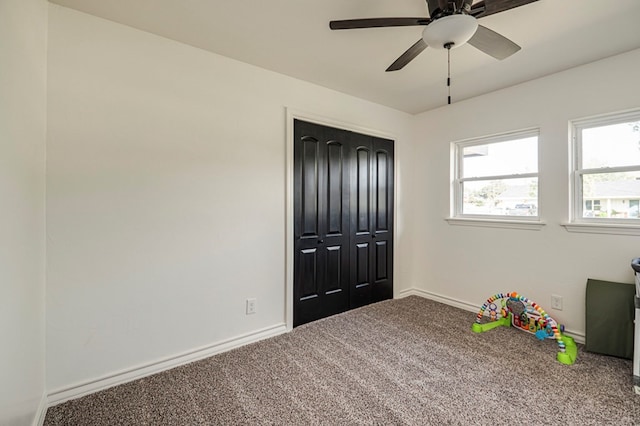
[
  {"xmin": 571, "ymin": 110, "xmax": 640, "ymax": 223},
  {"xmin": 452, "ymin": 129, "xmax": 539, "ymax": 220},
  {"xmin": 630, "ymin": 200, "xmax": 639, "ymax": 218},
  {"xmin": 584, "ymin": 199, "xmax": 601, "ymax": 216}
]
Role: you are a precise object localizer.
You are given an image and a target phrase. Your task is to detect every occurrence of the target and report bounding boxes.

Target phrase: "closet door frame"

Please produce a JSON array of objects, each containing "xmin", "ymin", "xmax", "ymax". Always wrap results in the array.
[{"xmin": 285, "ymin": 108, "xmax": 398, "ymax": 331}]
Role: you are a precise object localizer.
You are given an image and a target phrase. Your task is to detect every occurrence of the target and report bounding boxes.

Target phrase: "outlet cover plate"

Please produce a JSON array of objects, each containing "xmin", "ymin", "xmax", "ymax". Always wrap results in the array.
[
  {"xmin": 246, "ymin": 298, "xmax": 256, "ymax": 315},
  {"xmin": 551, "ymin": 294, "xmax": 563, "ymax": 310}
]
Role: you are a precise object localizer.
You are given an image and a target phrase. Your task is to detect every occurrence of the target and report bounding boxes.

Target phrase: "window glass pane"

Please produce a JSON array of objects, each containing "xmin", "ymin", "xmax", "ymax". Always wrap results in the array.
[
  {"xmin": 582, "ymin": 121, "xmax": 640, "ymax": 169},
  {"xmin": 462, "ymin": 177, "xmax": 538, "ymax": 216},
  {"xmin": 462, "ymin": 136, "xmax": 537, "ymax": 178},
  {"xmin": 582, "ymin": 171, "xmax": 640, "ymax": 218}
]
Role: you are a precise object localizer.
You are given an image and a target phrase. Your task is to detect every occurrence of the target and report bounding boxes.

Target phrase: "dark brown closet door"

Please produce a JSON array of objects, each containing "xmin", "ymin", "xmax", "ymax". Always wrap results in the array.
[
  {"xmin": 293, "ymin": 120, "xmax": 350, "ymax": 327},
  {"xmin": 371, "ymin": 136, "xmax": 394, "ymax": 302},
  {"xmin": 349, "ymin": 134, "xmax": 394, "ymax": 308},
  {"xmin": 294, "ymin": 119, "xmax": 393, "ymax": 326}
]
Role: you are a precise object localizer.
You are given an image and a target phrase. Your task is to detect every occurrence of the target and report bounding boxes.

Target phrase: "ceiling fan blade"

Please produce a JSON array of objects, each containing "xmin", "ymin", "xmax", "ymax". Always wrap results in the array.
[
  {"xmin": 469, "ymin": 1, "xmax": 486, "ymax": 17},
  {"xmin": 330, "ymin": 18, "xmax": 430, "ymax": 30},
  {"xmin": 470, "ymin": 0, "xmax": 538, "ymax": 18},
  {"xmin": 386, "ymin": 39, "xmax": 428, "ymax": 72},
  {"xmin": 467, "ymin": 24, "xmax": 520, "ymax": 60}
]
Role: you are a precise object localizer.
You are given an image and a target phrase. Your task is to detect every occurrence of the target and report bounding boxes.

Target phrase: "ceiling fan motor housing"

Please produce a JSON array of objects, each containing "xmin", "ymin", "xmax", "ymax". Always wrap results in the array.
[{"xmin": 427, "ymin": 0, "xmax": 474, "ymax": 18}]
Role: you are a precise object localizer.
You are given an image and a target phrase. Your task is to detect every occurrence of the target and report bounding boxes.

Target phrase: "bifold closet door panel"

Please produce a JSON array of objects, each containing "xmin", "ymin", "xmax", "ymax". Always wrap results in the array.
[
  {"xmin": 349, "ymin": 133, "xmax": 374, "ymax": 308},
  {"xmin": 293, "ymin": 120, "xmax": 350, "ymax": 326},
  {"xmin": 349, "ymin": 134, "xmax": 394, "ymax": 308},
  {"xmin": 371, "ymin": 137, "xmax": 394, "ymax": 302}
]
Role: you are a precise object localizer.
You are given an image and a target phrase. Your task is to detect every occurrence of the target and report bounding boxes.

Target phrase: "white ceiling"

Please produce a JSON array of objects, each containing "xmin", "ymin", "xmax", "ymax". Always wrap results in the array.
[{"xmin": 49, "ymin": 0, "xmax": 640, "ymax": 114}]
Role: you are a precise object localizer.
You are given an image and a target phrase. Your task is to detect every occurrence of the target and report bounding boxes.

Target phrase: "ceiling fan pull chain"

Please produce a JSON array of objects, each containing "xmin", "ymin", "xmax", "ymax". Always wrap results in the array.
[{"xmin": 447, "ymin": 43, "xmax": 452, "ymax": 105}]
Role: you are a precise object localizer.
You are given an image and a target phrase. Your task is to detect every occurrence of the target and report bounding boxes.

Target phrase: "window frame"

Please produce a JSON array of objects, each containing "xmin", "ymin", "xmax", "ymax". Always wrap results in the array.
[
  {"xmin": 451, "ymin": 128, "xmax": 541, "ymax": 223},
  {"xmin": 570, "ymin": 109, "xmax": 640, "ymax": 226}
]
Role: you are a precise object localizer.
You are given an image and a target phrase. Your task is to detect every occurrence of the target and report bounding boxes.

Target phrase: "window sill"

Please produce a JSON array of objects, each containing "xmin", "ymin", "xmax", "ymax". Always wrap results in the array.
[
  {"xmin": 561, "ymin": 222, "xmax": 640, "ymax": 236},
  {"xmin": 445, "ymin": 217, "xmax": 546, "ymax": 231}
]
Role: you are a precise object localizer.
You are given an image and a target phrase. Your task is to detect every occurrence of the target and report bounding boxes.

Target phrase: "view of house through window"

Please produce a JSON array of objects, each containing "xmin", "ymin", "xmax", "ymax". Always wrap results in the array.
[
  {"xmin": 572, "ymin": 110, "xmax": 640, "ymax": 221},
  {"xmin": 453, "ymin": 130, "xmax": 539, "ymax": 218}
]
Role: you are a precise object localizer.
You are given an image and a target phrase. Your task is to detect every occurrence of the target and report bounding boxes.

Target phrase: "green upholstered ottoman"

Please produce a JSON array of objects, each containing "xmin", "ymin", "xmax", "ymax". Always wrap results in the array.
[{"xmin": 585, "ymin": 278, "xmax": 635, "ymax": 359}]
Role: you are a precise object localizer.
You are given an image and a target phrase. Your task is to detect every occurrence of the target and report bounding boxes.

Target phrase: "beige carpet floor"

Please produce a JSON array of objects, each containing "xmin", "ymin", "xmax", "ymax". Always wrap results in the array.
[{"xmin": 45, "ymin": 296, "xmax": 640, "ymax": 425}]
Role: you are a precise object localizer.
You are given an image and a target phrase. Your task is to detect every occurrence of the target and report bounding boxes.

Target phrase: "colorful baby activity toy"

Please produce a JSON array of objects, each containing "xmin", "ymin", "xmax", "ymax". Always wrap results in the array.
[{"xmin": 472, "ymin": 292, "xmax": 577, "ymax": 365}]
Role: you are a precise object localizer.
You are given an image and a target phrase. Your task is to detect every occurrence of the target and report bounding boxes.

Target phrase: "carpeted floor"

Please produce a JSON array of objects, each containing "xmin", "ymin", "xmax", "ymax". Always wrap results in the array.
[{"xmin": 44, "ymin": 296, "xmax": 640, "ymax": 425}]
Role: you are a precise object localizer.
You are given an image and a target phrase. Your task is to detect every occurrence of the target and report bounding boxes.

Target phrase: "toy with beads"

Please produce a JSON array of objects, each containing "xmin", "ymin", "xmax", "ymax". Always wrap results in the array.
[{"xmin": 471, "ymin": 291, "xmax": 577, "ymax": 365}]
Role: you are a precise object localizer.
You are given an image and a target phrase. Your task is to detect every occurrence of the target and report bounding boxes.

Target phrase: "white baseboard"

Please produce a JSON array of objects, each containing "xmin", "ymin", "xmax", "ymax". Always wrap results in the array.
[
  {"xmin": 396, "ymin": 287, "xmax": 586, "ymax": 344},
  {"xmin": 33, "ymin": 391, "xmax": 48, "ymax": 426},
  {"xmin": 561, "ymin": 328, "xmax": 585, "ymax": 344},
  {"xmin": 47, "ymin": 323, "xmax": 287, "ymax": 406},
  {"xmin": 397, "ymin": 288, "xmax": 479, "ymax": 313}
]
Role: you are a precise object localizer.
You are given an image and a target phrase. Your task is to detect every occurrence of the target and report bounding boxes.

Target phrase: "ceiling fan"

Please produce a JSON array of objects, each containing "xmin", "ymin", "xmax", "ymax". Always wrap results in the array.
[{"xmin": 330, "ymin": 0, "xmax": 537, "ymax": 73}]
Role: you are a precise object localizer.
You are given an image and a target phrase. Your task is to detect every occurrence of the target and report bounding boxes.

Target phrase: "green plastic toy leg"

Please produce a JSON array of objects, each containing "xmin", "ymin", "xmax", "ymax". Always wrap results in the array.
[
  {"xmin": 471, "ymin": 316, "xmax": 511, "ymax": 333},
  {"xmin": 556, "ymin": 334, "xmax": 577, "ymax": 365}
]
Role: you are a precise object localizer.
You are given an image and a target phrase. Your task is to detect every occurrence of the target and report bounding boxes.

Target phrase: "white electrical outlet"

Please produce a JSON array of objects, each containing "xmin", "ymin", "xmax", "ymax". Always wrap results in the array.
[
  {"xmin": 246, "ymin": 298, "xmax": 256, "ymax": 315},
  {"xmin": 551, "ymin": 294, "xmax": 563, "ymax": 311}
]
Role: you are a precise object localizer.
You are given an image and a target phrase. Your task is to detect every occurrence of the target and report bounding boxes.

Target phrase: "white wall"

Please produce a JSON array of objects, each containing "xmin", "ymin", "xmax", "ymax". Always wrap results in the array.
[
  {"xmin": 44, "ymin": 1, "xmax": 639, "ymax": 400},
  {"xmin": 0, "ymin": 0, "xmax": 48, "ymax": 424},
  {"xmin": 410, "ymin": 49, "xmax": 640, "ymax": 337},
  {"xmin": 46, "ymin": 5, "xmax": 414, "ymax": 393}
]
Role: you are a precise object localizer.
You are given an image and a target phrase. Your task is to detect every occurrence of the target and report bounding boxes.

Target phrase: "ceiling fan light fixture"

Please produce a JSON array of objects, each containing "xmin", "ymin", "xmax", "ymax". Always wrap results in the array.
[{"xmin": 422, "ymin": 14, "xmax": 478, "ymax": 49}]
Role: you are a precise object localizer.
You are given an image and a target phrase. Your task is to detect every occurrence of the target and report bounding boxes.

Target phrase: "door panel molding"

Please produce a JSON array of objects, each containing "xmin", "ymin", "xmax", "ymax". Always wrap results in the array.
[
  {"xmin": 285, "ymin": 108, "xmax": 398, "ymax": 331},
  {"xmin": 300, "ymin": 137, "xmax": 320, "ymax": 238}
]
